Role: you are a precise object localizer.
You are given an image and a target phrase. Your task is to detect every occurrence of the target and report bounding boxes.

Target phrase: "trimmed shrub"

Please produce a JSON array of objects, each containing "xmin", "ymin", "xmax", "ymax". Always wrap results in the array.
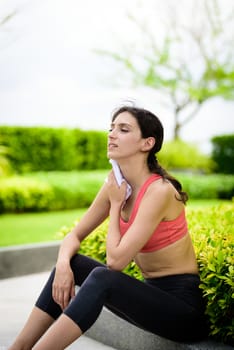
[
  {"xmin": 176, "ymin": 173, "xmax": 234, "ymax": 200},
  {"xmin": 158, "ymin": 139, "xmax": 214, "ymax": 173},
  {"xmin": 0, "ymin": 171, "xmax": 108, "ymax": 213},
  {"xmin": 211, "ymin": 135, "xmax": 234, "ymax": 174},
  {"xmin": 0, "ymin": 143, "xmax": 12, "ymax": 177},
  {"xmin": 188, "ymin": 204, "xmax": 234, "ymax": 345},
  {"xmin": 0, "ymin": 126, "xmax": 78, "ymax": 172},
  {"xmin": 73, "ymin": 130, "xmax": 109, "ymax": 170},
  {"xmin": 0, "ymin": 171, "xmax": 234, "ymax": 213},
  {"xmin": 0, "ymin": 126, "xmax": 109, "ymax": 173},
  {"xmin": 0, "ymin": 177, "xmax": 54, "ymax": 212},
  {"xmin": 57, "ymin": 203, "xmax": 234, "ymax": 345},
  {"xmin": 31, "ymin": 171, "xmax": 107, "ymax": 210}
]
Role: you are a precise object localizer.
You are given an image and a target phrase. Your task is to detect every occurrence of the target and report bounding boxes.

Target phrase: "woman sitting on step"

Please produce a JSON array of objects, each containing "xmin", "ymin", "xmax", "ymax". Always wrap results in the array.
[{"xmin": 9, "ymin": 105, "xmax": 208, "ymax": 350}]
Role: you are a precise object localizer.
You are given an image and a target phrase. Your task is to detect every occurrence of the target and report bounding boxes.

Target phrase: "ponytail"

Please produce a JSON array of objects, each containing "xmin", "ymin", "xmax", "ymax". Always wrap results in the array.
[{"xmin": 147, "ymin": 153, "xmax": 188, "ymax": 204}]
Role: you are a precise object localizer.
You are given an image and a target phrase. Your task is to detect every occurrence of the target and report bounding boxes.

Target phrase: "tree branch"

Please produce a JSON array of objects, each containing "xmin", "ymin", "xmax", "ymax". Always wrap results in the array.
[{"xmin": 0, "ymin": 10, "xmax": 17, "ymax": 27}]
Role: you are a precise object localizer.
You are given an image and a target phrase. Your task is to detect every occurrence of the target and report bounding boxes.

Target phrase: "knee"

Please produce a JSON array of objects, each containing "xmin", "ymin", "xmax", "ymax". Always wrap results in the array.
[
  {"xmin": 87, "ymin": 266, "xmax": 121, "ymax": 287},
  {"xmin": 88, "ymin": 266, "xmax": 109, "ymax": 280},
  {"xmin": 86, "ymin": 266, "xmax": 115, "ymax": 288}
]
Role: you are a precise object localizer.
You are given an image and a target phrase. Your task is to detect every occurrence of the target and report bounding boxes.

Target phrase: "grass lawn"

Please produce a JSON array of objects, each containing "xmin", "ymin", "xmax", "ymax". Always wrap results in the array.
[
  {"xmin": 0, "ymin": 208, "xmax": 86, "ymax": 247},
  {"xmin": 0, "ymin": 199, "xmax": 230, "ymax": 247}
]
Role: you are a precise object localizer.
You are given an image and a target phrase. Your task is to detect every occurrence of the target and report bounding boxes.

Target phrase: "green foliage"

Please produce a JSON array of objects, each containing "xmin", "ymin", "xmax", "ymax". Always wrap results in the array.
[
  {"xmin": 0, "ymin": 126, "xmax": 75, "ymax": 172},
  {"xmin": 0, "ymin": 126, "xmax": 109, "ymax": 173},
  {"xmin": 0, "ymin": 171, "xmax": 234, "ymax": 213},
  {"xmin": 31, "ymin": 171, "xmax": 106, "ymax": 211},
  {"xmin": 211, "ymin": 134, "xmax": 234, "ymax": 174},
  {"xmin": 0, "ymin": 177, "xmax": 54, "ymax": 212},
  {"xmin": 0, "ymin": 171, "xmax": 108, "ymax": 213},
  {"xmin": 0, "ymin": 144, "xmax": 12, "ymax": 177},
  {"xmin": 158, "ymin": 140, "xmax": 214, "ymax": 173},
  {"xmin": 176, "ymin": 173, "xmax": 234, "ymax": 200},
  {"xmin": 57, "ymin": 203, "xmax": 234, "ymax": 345},
  {"xmin": 73, "ymin": 130, "xmax": 109, "ymax": 170},
  {"xmin": 188, "ymin": 204, "xmax": 234, "ymax": 345}
]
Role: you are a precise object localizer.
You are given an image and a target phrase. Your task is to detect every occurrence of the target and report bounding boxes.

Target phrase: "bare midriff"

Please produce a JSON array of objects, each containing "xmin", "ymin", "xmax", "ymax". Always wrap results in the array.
[{"xmin": 134, "ymin": 234, "xmax": 199, "ymax": 279}]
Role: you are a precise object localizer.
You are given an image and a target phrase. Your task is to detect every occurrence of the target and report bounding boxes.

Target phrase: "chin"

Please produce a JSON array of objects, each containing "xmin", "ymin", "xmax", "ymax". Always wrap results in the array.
[{"xmin": 107, "ymin": 151, "xmax": 116, "ymax": 159}]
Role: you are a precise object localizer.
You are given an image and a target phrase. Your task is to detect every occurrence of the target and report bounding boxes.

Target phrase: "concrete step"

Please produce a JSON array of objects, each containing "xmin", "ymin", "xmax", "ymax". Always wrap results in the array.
[{"xmin": 0, "ymin": 272, "xmax": 116, "ymax": 350}]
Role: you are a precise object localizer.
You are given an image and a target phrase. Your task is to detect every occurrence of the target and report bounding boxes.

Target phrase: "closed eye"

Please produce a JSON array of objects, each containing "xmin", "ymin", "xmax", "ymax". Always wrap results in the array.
[{"xmin": 108, "ymin": 127, "xmax": 130, "ymax": 133}]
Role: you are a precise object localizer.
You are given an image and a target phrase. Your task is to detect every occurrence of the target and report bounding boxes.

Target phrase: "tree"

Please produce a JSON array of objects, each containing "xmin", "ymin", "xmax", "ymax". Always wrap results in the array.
[{"xmin": 98, "ymin": 0, "xmax": 234, "ymax": 139}]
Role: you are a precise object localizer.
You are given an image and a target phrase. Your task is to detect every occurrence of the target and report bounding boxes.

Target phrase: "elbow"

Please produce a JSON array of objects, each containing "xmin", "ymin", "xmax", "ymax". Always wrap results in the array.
[{"xmin": 106, "ymin": 256, "xmax": 125, "ymax": 271}]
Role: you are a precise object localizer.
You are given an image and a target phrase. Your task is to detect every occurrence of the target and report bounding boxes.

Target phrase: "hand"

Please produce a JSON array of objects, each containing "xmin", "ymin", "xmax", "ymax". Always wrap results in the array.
[
  {"xmin": 52, "ymin": 262, "xmax": 75, "ymax": 310},
  {"xmin": 106, "ymin": 171, "xmax": 127, "ymax": 206}
]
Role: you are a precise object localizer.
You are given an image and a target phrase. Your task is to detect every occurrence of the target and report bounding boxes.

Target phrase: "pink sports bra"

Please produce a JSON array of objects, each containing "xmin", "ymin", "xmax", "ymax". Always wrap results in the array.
[{"xmin": 119, "ymin": 174, "xmax": 188, "ymax": 252}]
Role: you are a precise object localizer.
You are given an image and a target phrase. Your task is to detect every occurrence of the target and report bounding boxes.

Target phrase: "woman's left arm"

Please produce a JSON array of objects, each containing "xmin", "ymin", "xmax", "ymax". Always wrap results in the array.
[{"xmin": 106, "ymin": 173, "xmax": 170, "ymax": 271}]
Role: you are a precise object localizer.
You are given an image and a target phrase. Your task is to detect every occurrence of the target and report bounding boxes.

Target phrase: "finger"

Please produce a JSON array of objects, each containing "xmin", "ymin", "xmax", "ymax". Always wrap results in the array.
[
  {"xmin": 121, "ymin": 179, "xmax": 127, "ymax": 189},
  {"xmin": 52, "ymin": 283, "xmax": 56, "ymax": 301},
  {"xmin": 71, "ymin": 284, "xmax": 76, "ymax": 299},
  {"xmin": 52, "ymin": 284, "xmax": 59, "ymax": 304},
  {"xmin": 57, "ymin": 289, "xmax": 64, "ymax": 309},
  {"xmin": 63, "ymin": 290, "xmax": 71, "ymax": 309},
  {"xmin": 109, "ymin": 171, "xmax": 118, "ymax": 185}
]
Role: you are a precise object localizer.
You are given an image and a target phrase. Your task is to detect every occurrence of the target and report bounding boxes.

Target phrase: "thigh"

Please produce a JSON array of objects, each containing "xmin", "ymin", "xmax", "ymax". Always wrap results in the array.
[
  {"xmin": 70, "ymin": 258, "xmax": 195, "ymax": 328},
  {"xmin": 103, "ymin": 269, "xmax": 181, "ymax": 320},
  {"xmin": 99, "ymin": 269, "xmax": 205, "ymax": 341}
]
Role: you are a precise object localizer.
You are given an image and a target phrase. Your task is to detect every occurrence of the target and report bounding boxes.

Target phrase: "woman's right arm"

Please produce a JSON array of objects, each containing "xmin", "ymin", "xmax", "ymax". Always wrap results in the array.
[{"xmin": 53, "ymin": 182, "xmax": 110, "ymax": 310}]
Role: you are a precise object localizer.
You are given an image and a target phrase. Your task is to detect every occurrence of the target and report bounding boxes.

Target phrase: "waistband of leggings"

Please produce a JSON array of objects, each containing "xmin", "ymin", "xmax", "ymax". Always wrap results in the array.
[{"xmin": 145, "ymin": 273, "xmax": 200, "ymax": 284}]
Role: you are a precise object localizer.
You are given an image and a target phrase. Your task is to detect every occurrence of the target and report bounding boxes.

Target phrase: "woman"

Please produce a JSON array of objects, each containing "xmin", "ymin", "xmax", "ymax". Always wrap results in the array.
[{"xmin": 9, "ymin": 105, "xmax": 208, "ymax": 350}]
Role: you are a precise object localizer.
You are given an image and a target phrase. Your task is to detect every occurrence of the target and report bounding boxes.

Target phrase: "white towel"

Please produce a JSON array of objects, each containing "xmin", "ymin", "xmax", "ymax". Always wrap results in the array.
[{"xmin": 108, "ymin": 159, "xmax": 132, "ymax": 200}]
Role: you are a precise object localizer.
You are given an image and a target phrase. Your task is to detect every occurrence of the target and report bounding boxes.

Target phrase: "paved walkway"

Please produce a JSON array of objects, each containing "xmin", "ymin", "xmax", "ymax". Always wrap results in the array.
[{"xmin": 0, "ymin": 272, "xmax": 117, "ymax": 350}]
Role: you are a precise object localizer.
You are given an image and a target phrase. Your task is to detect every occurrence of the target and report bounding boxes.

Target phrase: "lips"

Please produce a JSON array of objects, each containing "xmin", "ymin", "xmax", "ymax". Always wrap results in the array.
[{"xmin": 108, "ymin": 143, "xmax": 118, "ymax": 149}]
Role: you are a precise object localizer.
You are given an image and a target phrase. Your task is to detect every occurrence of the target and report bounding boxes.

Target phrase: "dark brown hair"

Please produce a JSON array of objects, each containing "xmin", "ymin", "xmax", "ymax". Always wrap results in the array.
[{"xmin": 112, "ymin": 105, "xmax": 188, "ymax": 204}]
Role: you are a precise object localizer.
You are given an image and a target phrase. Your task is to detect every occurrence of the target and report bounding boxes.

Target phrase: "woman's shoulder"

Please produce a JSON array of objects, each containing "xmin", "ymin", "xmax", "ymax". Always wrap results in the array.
[
  {"xmin": 139, "ymin": 177, "xmax": 172, "ymax": 210},
  {"xmin": 146, "ymin": 175, "xmax": 172, "ymax": 195},
  {"xmin": 143, "ymin": 175, "xmax": 182, "ymax": 210}
]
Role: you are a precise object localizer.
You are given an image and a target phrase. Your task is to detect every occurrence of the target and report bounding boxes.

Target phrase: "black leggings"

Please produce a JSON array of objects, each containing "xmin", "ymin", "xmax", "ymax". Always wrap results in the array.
[{"xmin": 35, "ymin": 254, "xmax": 208, "ymax": 342}]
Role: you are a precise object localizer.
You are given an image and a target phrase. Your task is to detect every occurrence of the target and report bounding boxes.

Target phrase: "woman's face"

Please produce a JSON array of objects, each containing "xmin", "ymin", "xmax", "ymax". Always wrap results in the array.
[{"xmin": 107, "ymin": 111, "xmax": 144, "ymax": 160}]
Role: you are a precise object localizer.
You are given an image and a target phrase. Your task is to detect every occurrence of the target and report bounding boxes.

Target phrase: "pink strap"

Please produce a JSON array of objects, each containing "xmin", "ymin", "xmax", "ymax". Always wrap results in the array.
[{"xmin": 128, "ymin": 174, "xmax": 161, "ymax": 224}]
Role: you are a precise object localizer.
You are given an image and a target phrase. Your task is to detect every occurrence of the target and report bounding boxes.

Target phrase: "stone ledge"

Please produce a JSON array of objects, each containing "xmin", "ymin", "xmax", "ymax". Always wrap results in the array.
[
  {"xmin": 0, "ymin": 241, "xmax": 60, "ymax": 279},
  {"xmin": 87, "ymin": 307, "xmax": 233, "ymax": 350}
]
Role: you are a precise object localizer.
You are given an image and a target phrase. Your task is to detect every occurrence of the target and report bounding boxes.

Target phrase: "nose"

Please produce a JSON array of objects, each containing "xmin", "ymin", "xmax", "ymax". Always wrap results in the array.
[{"xmin": 108, "ymin": 129, "xmax": 117, "ymax": 138}]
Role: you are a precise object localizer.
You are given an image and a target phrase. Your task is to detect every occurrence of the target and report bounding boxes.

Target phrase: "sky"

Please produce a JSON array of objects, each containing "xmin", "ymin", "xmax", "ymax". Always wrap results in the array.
[{"xmin": 0, "ymin": 0, "xmax": 233, "ymax": 153}]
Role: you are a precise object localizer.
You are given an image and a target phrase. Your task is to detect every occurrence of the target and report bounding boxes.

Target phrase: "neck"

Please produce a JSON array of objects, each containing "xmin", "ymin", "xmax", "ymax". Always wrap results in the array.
[{"xmin": 117, "ymin": 157, "xmax": 151, "ymax": 190}]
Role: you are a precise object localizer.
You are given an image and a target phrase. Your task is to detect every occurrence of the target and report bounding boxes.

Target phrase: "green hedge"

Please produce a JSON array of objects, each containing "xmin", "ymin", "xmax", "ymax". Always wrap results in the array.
[
  {"xmin": 176, "ymin": 173, "xmax": 234, "ymax": 200},
  {"xmin": 0, "ymin": 171, "xmax": 107, "ymax": 213},
  {"xmin": 0, "ymin": 177, "xmax": 54, "ymax": 212},
  {"xmin": 188, "ymin": 204, "xmax": 234, "ymax": 344},
  {"xmin": 0, "ymin": 171, "xmax": 234, "ymax": 213},
  {"xmin": 158, "ymin": 139, "xmax": 214, "ymax": 173},
  {"xmin": 57, "ymin": 203, "xmax": 234, "ymax": 345},
  {"xmin": 211, "ymin": 135, "xmax": 234, "ymax": 174},
  {"xmin": 0, "ymin": 126, "xmax": 109, "ymax": 172}
]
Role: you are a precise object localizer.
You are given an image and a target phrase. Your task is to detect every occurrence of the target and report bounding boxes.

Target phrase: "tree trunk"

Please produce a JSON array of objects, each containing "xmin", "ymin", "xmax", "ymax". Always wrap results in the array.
[{"xmin": 173, "ymin": 114, "xmax": 180, "ymax": 140}]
